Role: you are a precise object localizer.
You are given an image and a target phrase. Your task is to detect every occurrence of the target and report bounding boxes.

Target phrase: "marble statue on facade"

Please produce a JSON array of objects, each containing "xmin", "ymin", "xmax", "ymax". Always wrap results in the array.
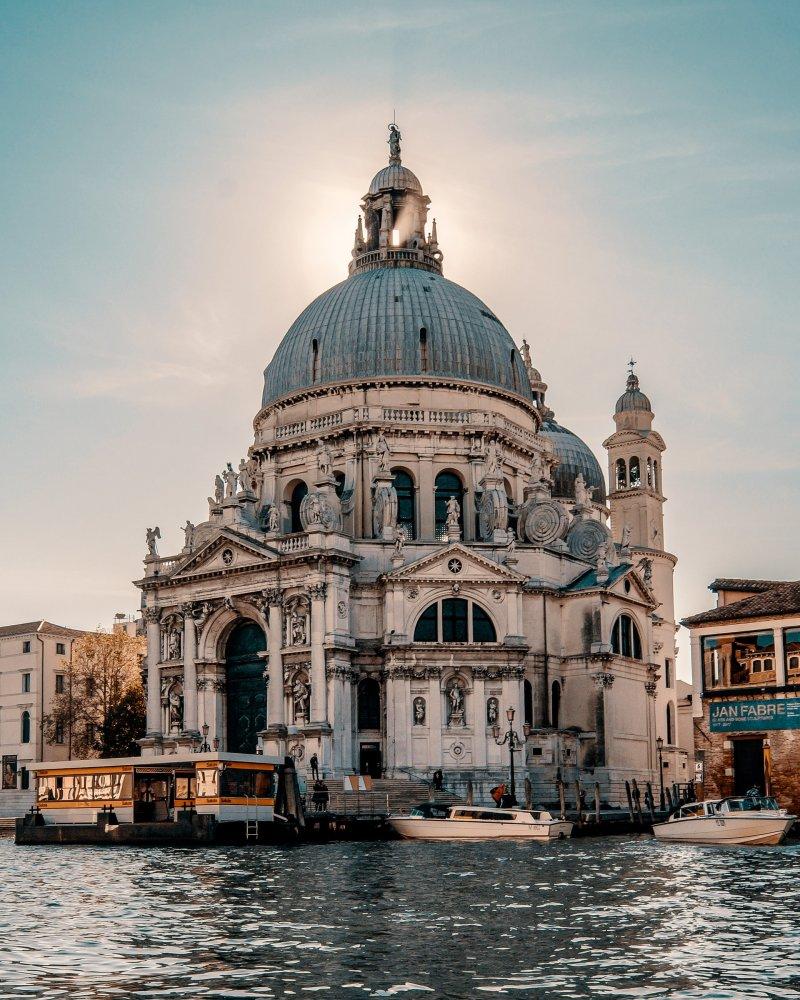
[
  {"xmin": 290, "ymin": 610, "xmax": 307, "ymax": 646},
  {"xmin": 448, "ymin": 682, "xmax": 465, "ymax": 727},
  {"xmin": 506, "ymin": 527, "xmax": 517, "ymax": 557},
  {"xmin": 394, "ymin": 527, "xmax": 405, "ymax": 556},
  {"xmin": 487, "ymin": 697, "xmax": 499, "ymax": 726},
  {"xmin": 293, "ymin": 678, "xmax": 310, "ymax": 721},
  {"xmin": 639, "ymin": 556, "xmax": 653, "ymax": 587},
  {"xmin": 446, "ymin": 496, "xmax": 460, "ymax": 528},
  {"xmin": 388, "ymin": 122, "xmax": 401, "ymax": 162},
  {"xmin": 621, "ymin": 524, "xmax": 632, "ymax": 551},
  {"xmin": 224, "ymin": 463, "xmax": 238, "ymax": 499},
  {"xmin": 375, "ymin": 431, "xmax": 390, "ymax": 471},
  {"xmin": 267, "ymin": 504, "xmax": 280, "ymax": 533},
  {"xmin": 486, "ymin": 440, "xmax": 502, "ymax": 475},
  {"xmin": 214, "ymin": 474, "xmax": 224, "ymax": 504},
  {"xmin": 145, "ymin": 526, "xmax": 161, "ymax": 558},
  {"xmin": 413, "ymin": 697, "xmax": 426, "ymax": 726},
  {"xmin": 316, "ymin": 440, "xmax": 333, "ymax": 479},
  {"xmin": 182, "ymin": 520, "xmax": 196, "ymax": 552},
  {"xmin": 574, "ymin": 473, "xmax": 595, "ymax": 508},
  {"xmin": 167, "ymin": 683, "xmax": 183, "ymax": 733}
]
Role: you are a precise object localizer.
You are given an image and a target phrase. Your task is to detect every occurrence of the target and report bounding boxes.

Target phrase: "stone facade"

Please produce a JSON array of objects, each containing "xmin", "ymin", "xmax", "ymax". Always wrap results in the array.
[
  {"xmin": 135, "ymin": 129, "xmax": 686, "ymax": 806},
  {"xmin": 684, "ymin": 580, "xmax": 800, "ymax": 815}
]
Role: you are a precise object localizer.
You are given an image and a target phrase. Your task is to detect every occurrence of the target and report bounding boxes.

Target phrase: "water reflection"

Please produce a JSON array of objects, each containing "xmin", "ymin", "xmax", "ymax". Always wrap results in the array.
[{"xmin": 1, "ymin": 835, "xmax": 799, "ymax": 998}]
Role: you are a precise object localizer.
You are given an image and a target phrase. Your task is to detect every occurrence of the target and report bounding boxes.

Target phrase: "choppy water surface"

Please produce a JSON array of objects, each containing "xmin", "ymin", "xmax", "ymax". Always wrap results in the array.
[{"xmin": 1, "ymin": 834, "xmax": 799, "ymax": 999}]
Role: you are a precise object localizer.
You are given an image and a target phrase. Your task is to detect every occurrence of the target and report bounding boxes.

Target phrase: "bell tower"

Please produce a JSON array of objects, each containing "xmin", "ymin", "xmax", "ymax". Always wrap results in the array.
[{"xmin": 603, "ymin": 362, "xmax": 666, "ymax": 550}]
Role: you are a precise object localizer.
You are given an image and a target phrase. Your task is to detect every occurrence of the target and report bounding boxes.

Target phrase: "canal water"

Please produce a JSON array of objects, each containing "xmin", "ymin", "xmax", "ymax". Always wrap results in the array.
[{"xmin": 1, "ymin": 834, "xmax": 799, "ymax": 999}]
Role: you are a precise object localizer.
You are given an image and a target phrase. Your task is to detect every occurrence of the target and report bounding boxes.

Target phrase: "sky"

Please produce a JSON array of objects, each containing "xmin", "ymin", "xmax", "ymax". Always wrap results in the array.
[{"xmin": 1, "ymin": 1, "xmax": 798, "ymax": 676}]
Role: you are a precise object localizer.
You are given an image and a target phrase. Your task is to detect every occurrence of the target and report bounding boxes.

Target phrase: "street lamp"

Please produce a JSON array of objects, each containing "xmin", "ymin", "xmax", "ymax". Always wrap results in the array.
[
  {"xmin": 492, "ymin": 706, "xmax": 530, "ymax": 806},
  {"xmin": 656, "ymin": 736, "xmax": 665, "ymax": 810},
  {"xmin": 197, "ymin": 723, "xmax": 211, "ymax": 753}
]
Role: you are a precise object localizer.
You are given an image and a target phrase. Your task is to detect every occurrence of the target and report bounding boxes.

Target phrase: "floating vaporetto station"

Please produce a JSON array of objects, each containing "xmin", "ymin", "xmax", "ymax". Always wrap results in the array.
[{"xmin": 15, "ymin": 753, "xmax": 304, "ymax": 845}]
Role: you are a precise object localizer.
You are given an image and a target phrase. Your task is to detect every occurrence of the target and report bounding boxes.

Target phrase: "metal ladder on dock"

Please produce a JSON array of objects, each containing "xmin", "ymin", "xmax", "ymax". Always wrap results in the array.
[{"xmin": 244, "ymin": 796, "xmax": 259, "ymax": 841}]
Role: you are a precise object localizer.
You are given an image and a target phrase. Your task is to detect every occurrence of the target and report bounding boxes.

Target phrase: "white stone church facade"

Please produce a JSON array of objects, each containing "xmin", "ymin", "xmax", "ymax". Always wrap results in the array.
[{"xmin": 136, "ymin": 127, "xmax": 686, "ymax": 803}]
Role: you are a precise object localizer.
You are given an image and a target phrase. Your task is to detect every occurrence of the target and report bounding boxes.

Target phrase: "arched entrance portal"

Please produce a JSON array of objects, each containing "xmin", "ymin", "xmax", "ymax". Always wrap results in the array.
[{"xmin": 225, "ymin": 621, "xmax": 267, "ymax": 753}]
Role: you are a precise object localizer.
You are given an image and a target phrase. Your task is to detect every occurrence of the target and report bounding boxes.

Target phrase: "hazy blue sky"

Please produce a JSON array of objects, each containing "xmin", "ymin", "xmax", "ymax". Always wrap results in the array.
[{"xmin": 1, "ymin": 1, "xmax": 798, "ymax": 675}]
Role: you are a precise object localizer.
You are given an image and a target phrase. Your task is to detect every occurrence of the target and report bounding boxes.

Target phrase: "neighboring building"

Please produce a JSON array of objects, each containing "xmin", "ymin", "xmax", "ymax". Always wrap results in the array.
[
  {"xmin": 0, "ymin": 621, "xmax": 85, "ymax": 797},
  {"xmin": 683, "ymin": 578, "xmax": 800, "ymax": 814},
  {"xmin": 135, "ymin": 126, "xmax": 686, "ymax": 805}
]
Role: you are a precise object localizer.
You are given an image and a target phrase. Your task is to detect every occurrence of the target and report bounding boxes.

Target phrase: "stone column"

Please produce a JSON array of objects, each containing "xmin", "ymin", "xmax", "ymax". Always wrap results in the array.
[
  {"xmin": 266, "ymin": 589, "xmax": 285, "ymax": 729},
  {"xmin": 428, "ymin": 670, "xmax": 443, "ymax": 766},
  {"xmin": 472, "ymin": 672, "xmax": 487, "ymax": 768},
  {"xmin": 145, "ymin": 609, "xmax": 162, "ymax": 735},
  {"xmin": 182, "ymin": 609, "xmax": 198, "ymax": 734},
  {"xmin": 309, "ymin": 583, "xmax": 328, "ymax": 724},
  {"xmin": 419, "ymin": 455, "xmax": 434, "ymax": 540}
]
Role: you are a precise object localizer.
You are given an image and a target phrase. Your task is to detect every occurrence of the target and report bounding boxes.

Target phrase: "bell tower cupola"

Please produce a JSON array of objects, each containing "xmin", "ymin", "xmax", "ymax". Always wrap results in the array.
[{"xmin": 603, "ymin": 361, "xmax": 667, "ymax": 550}]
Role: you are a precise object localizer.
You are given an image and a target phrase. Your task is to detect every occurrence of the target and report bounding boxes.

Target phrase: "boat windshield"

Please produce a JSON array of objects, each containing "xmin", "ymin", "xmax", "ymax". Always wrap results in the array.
[
  {"xmin": 409, "ymin": 803, "xmax": 449, "ymax": 819},
  {"xmin": 723, "ymin": 795, "xmax": 779, "ymax": 812}
]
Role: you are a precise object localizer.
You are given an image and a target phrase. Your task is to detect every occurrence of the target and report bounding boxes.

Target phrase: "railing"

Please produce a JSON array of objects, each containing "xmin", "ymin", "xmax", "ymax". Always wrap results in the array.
[
  {"xmin": 348, "ymin": 246, "xmax": 442, "ymax": 276},
  {"xmin": 279, "ymin": 533, "xmax": 309, "ymax": 553},
  {"xmin": 304, "ymin": 791, "xmax": 390, "ymax": 817}
]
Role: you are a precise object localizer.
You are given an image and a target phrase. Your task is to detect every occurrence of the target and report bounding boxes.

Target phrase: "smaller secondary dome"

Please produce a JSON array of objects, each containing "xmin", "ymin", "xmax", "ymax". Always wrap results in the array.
[
  {"xmin": 615, "ymin": 371, "xmax": 652, "ymax": 414},
  {"xmin": 539, "ymin": 418, "xmax": 607, "ymax": 504},
  {"xmin": 368, "ymin": 163, "xmax": 423, "ymax": 195}
]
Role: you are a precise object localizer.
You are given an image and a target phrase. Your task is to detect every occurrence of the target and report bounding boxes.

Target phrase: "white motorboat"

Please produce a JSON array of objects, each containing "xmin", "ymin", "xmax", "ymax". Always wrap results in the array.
[
  {"xmin": 653, "ymin": 794, "xmax": 796, "ymax": 846},
  {"xmin": 388, "ymin": 802, "xmax": 574, "ymax": 840}
]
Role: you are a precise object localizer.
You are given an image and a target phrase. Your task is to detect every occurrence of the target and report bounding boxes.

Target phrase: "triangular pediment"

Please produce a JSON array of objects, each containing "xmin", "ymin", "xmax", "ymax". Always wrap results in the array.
[
  {"xmin": 388, "ymin": 543, "xmax": 523, "ymax": 584},
  {"xmin": 170, "ymin": 530, "xmax": 279, "ymax": 580},
  {"xmin": 611, "ymin": 565, "xmax": 657, "ymax": 607}
]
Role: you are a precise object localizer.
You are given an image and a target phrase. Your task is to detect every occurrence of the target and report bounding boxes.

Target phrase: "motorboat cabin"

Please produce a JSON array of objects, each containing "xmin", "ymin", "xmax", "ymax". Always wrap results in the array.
[{"xmin": 16, "ymin": 753, "xmax": 302, "ymax": 845}]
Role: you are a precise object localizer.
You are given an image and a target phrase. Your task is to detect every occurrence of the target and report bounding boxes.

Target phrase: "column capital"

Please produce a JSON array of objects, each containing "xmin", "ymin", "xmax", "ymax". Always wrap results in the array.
[
  {"xmin": 143, "ymin": 607, "xmax": 161, "ymax": 625},
  {"xmin": 308, "ymin": 582, "xmax": 327, "ymax": 602}
]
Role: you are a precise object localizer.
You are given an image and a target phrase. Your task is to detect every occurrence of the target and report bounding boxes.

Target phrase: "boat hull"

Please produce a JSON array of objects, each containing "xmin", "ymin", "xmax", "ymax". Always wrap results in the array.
[
  {"xmin": 653, "ymin": 815, "xmax": 794, "ymax": 846},
  {"xmin": 388, "ymin": 816, "xmax": 574, "ymax": 840}
]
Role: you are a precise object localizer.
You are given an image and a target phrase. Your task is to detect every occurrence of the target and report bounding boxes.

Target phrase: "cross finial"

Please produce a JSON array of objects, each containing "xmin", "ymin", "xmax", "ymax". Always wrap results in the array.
[{"xmin": 627, "ymin": 357, "xmax": 636, "ymax": 376}]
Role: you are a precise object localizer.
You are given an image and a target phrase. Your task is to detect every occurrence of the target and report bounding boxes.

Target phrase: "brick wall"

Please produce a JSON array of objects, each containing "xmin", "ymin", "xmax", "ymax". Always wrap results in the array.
[{"xmin": 694, "ymin": 700, "xmax": 800, "ymax": 816}]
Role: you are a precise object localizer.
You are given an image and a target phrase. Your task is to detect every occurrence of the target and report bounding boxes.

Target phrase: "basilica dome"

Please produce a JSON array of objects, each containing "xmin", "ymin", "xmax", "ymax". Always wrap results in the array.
[
  {"xmin": 539, "ymin": 417, "xmax": 607, "ymax": 504},
  {"xmin": 262, "ymin": 267, "xmax": 532, "ymax": 407},
  {"xmin": 261, "ymin": 131, "xmax": 532, "ymax": 408}
]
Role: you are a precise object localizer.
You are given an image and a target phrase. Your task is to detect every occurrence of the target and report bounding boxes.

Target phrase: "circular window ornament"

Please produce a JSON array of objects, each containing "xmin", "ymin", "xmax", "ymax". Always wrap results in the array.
[
  {"xmin": 289, "ymin": 743, "xmax": 305, "ymax": 761},
  {"xmin": 448, "ymin": 558, "xmax": 463, "ymax": 575},
  {"xmin": 221, "ymin": 548, "xmax": 234, "ymax": 566},
  {"xmin": 450, "ymin": 742, "xmax": 465, "ymax": 758}
]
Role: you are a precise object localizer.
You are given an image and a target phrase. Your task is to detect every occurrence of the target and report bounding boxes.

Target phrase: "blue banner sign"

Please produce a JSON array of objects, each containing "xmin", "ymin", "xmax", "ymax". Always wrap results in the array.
[{"xmin": 710, "ymin": 698, "xmax": 800, "ymax": 733}]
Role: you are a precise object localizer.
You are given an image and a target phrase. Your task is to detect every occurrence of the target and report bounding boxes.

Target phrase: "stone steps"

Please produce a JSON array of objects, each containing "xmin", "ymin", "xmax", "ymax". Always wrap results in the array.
[
  {"xmin": 312, "ymin": 778, "xmax": 461, "ymax": 816},
  {"xmin": 0, "ymin": 791, "xmax": 35, "ymax": 819}
]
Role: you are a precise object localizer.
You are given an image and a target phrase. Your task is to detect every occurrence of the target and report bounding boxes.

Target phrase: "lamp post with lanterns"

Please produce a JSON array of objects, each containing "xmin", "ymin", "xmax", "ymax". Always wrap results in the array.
[
  {"xmin": 656, "ymin": 736, "xmax": 665, "ymax": 810},
  {"xmin": 197, "ymin": 723, "xmax": 211, "ymax": 753},
  {"xmin": 492, "ymin": 706, "xmax": 530, "ymax": 806}
]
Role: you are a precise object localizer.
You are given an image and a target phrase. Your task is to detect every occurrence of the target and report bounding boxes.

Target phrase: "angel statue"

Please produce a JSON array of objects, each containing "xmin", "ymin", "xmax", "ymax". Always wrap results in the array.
[
  {"xmin": 145, "ymin": 526, "xmax": 161, "ymax": 557},
  {"xmin": 574, "ymin": 473, "xmax": 595, "ymax": 508},
  {"xmin": 394, "ymin": 526, "xmax": 405, "ymax": 556}
]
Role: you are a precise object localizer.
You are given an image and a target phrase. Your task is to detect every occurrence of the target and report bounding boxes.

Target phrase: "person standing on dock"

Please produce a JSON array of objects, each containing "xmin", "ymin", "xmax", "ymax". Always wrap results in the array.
[{"xmin": 309, "ymin": 753, "xmax": 319, "ymax": 781}]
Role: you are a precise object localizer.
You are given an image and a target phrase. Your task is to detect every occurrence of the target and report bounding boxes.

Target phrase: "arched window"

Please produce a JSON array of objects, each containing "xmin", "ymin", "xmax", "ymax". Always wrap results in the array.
[
  {"xmin": 654, "ymin": 460, "xmax": 660, "ymax": 492},
  {"xmin": 392, "ymin": 469, "xmax": 416, "ymax": 539},
  {"xmin": 647, "ymin": 457, "xmax": 653, "ymax": 488},
  {"xmin": 615, "ymin": 458, "xmax": 627, "ymax": 490},
  {"xmin": 311, "ymin": 339, "xmax": 319, "ymax": 383},
  {"xmin": 666, "ymin": 702, "xmax": 674, "ymax": 745},
  {"xmin": 357, "ymin": 678, "xmax": 381, "ymax": 730},
  {"xmin": 442, "ymin": 598, "xmax": 469, "ymax": 642},
  {"xmin": 551, "ymin": 681, "xmax": 561, "ymax": 729},
  {"xmin": 21, "ymin": 711, "xmax": 31, "ymax": 744},
  {"xmin": 289, "ymin": 481, "xmax": 308, "ymax": 534},
  {"xmin": 414, "ymin": 603, "xmax": 438, "ymax": 642},
  {"xmin": 629, "ymin": 456, "xmax": 641, "ymax": 488},
  {"xmin": 333, "ymin": 471, "xmax": 345, "ymax": 499},
  {"xmin": 472, "ymin": 604, "xmax": 497, "ymax": 642},
  {"xmin": 611, "ymin": 613, "xmax": 643, "ymax": 660},
  {"xmin": 434, "ymin": 471, "xmax": 464, "ymax": 541},
  {"xmin": 524, "ymin": 679, "xmax": 533, "ymax": 728},
  {"xmin": 413, "ymin": 599, "xmax": 497, "ymax": 643},
  {"xmin": 419, "ymin": 327, "xmax": 429, "ymax": 372}
]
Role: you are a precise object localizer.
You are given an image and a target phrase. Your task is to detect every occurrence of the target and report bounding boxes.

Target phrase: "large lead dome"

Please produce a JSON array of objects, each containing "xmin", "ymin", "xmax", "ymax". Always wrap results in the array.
[{"xmin": 262, "ymin": 125, "xmax": 531, "ymax": 408}]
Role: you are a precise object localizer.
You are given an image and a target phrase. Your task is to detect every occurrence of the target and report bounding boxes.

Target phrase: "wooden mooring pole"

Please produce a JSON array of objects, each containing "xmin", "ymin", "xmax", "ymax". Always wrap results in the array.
[
  {"xmin": 645, "ymin": 782, "xmax": 655, "ymax": 821},
  {"xmin": 558, "ymin": 778, "xmax": 566, "ymax": 820},
  {"xmin": 631, "ymin": 779, "xmax": 644, "ymax": 825},
  {"xmin": 574, "ymin": 780, "xmax": 582, "ymax": 826},
  {"xmin": 624, "ymin": 780, "xmax": 635, "ymax": 822},
  {"xmin": 594, "ymin": 782, "xmax": 601, "ymax": 824}
]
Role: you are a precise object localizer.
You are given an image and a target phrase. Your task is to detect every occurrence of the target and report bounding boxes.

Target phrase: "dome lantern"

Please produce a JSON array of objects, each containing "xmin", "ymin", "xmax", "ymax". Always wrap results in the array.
[
  {"xmin": 349, "ymin": 123, "xmax": 443, "ymax": 277},
  {"xmin": 614, "ymin": 359, "xmax": 653, "ymax": 431}
]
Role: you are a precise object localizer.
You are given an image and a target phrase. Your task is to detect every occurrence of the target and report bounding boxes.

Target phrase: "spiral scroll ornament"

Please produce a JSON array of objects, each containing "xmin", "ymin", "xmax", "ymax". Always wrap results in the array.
[
  {"xmin": 522, "ymin": 499, "xmax": 569, "ymax": 546},
  {"xmin": 566, "ymin": 518, "xmax": 611, "ymax": 562},
  {"xmin": 478, "ymin": 487, "xmax": 508, "ymax": 541}
]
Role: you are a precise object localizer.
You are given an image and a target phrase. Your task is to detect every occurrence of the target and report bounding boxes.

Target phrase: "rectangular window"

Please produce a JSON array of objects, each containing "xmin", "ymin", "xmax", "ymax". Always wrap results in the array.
[
  {"xmin": 55, "ymin": 675, "xmax": 65, "ymax": 694},
  {"xmin": 22, "ymin": 641, "xmax": 30, "ymax": 654},
  {"xmin": 22, "ymin": 673, "xmax": 31, "ymax": 693},
  {"xmin": 56, "ymin": 642, "xmax": 65, "ymax": 655},
  {"xmin": 702, "ymin": 632, "xmax": 776, "ymax": 690},
  {"xmin": 54, "ymin": 723, "xmax": 64, "ymax": 745},
  {"xmin": 784, "ymin": 628, "xmax": 800, "ymax": 676},
  {"xmin": 442, "ymin": 599, "xmax": 468, "ymax": 643},
  {"xmin": 664, "ymin": 658, "xmax": 673, "ymax": 689}
]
